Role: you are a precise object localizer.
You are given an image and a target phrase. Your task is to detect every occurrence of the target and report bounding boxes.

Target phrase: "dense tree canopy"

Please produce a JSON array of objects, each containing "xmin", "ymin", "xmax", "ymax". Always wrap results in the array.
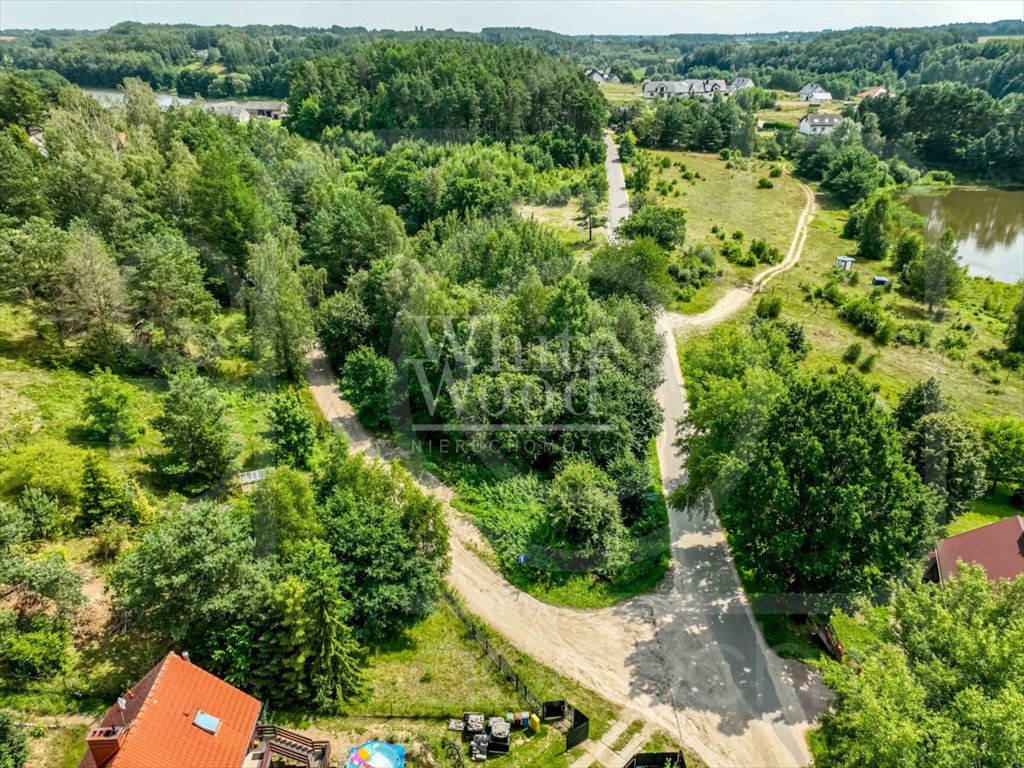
[
  {"xmin": 674, "ymin": 324, "xmax": 938, "ymax": 612},
  {"xmin": 815, "ymin": 566, "xmax": 1024, "ymax": 768}
]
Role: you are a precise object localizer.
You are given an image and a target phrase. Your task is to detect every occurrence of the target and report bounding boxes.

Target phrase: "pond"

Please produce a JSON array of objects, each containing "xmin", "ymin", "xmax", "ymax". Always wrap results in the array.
[{"xmin": 907, "ymin": 187, "xmax": 1024, "ymax": 284}]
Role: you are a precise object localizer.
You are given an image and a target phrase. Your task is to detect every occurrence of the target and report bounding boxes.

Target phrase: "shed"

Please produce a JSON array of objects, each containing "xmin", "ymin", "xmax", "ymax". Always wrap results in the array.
[
  {"xmin": 871, "ymin": 276, "xmax": 888, "ymax": 286},
  {"xmin": 834, "ymin": 256, "xmax": 855, "ymax": 271}
]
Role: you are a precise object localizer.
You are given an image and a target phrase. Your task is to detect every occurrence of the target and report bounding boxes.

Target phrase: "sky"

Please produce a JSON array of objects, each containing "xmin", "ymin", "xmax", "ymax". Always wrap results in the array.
[{"xmin": 2, "ymin": 0, "xmax": 1022, "ymax": 35}]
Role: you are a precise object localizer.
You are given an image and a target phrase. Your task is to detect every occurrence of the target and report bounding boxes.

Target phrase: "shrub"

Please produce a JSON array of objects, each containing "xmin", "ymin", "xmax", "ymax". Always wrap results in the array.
[
  {"xmin": 769, "ymin": 166, "xmax": 783, "ymax": 178},
  {"xmin": 755, "ymin": 295, "xmax": 783, "ymax": 319},
  {"xmin": 895, "ymin": 321, "xmax": 934, "ymax": 347},
  {"xmin": 757, "ymin": 177, "xmax": 774, "ymax": 189},
  {"xmin": 79, "ymin": 368, "xmax": 144, "ymax": 445},
  {"xmin": 749, "ymin": 238, "xmax": 781, "ymax": 264},
  {"xmin": 342, "ymin": 347, "xmax": 399, "ymax": 429},
  {"xmin": 0, "ymin": 709, "xmax": 29, "ymax": 768},
  {"xmin": 842, "ymin": 343, "xmax": 862, "ymax": 364},
  {"xmin": 858, "ymin": 352, "xmax": 878, "ymax": 373},
  {"xmin": 94, "ymin": 517, "xmax": 132, "ymax": 561},
  {"xmin": 838, "ymin": 297, "xmax": 896, "ymax": 344}
]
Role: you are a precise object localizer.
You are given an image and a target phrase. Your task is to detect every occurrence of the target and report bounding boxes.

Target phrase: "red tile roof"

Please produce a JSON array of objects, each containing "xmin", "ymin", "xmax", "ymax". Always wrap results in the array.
[
  {"xmin": 934, "ymin": 515, "xmax": 1024, "ymax": 583},
  {"xmin": 78, "ymin": 652, "xmax": 261, "ymax": 768}
]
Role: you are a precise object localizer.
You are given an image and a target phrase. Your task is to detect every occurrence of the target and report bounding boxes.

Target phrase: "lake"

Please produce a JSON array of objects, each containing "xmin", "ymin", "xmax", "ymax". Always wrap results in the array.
[{"xmin": 907, "ymin": 187, "xmax": 1024, "ymax": 284}]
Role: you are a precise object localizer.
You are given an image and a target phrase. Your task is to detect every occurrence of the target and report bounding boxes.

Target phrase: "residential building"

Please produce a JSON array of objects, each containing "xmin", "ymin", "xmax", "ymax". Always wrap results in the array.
[
  {"xmin": 797, "ymin": 83, "xmax": 831, "ymax": 102},
  {"xmin": 856, "ymin": 86, "xmax": 888, "ymax": 99},
  {"xmin": 926, "ymin": 516, "xmax": 1024, "ymax": 584},
  {"xmin": 729, "ymin": 77, "xmax": 755, "ymax": 93},
  {"xmin": 585, "ymin": 67, "xmax": 621, "ymax": 84},
  {"xmin": 241, "ymin": 100, "xmax": 289, "ymax": 119},
  {"xmin": 798, "ymin": 113, "xmax": 843, "ymax": 135},
  {"xmin": 641, "ymin": 78, "xmax": 727, "ymax": 100},
  {"xmin": 205, "ymin": 101, "xmax": 251, "ymax": 122},
  {"xmin": 78, "ymin": 652, "xmax": 331, "ymax": 768}
]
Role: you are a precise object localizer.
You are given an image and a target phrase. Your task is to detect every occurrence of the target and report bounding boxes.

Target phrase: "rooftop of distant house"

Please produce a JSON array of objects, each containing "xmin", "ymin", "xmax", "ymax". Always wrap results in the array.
[{"xmin": 931, "ymin": 515, "xmax": 1024, "ymax": 583}]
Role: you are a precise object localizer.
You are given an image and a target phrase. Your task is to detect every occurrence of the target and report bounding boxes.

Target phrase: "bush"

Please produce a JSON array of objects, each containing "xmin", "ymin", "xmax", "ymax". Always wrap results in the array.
[
  {"xmin": 858, "ymin": 352, "xmax": 878, "ymax": 373},
  {"xmin": 895, "ymin": 321, "xmax": 934, "ymax": 347},
  {"xmin": 769, "ymin": 166, "xmax": 783, "ymax": 178},
  {"xmin": 757, "ymin": 177, "xmax": 774, "ymax": 189},
  {"xmin": 842, "ymin": 342, "xmax": 863, "ymax": 364},
  {"xmin": 838, "ymin": 297, "xmax": 896, "ymax": 344},
  {"xmin": 0, "ymin": 708, "xmax": 28, "ymax": 768},
  {"xmin": 94, "ymin": 517, "xmax": 132, "ymax": 561},
  {"xmin": 755, "ymin": 295, "xmax": 783, "ymax": 319},
  {"xmin": 0, "ymin": 616, "xmax": 72, "ymax": 680},
  {"xmin": 342, "ymin": 347, "xmax": 399, "ymax": 429},
  {"xmin": 749, "ymin": 238, "xmax": 781, "ymax": 264},
  {"xmin": 720, "ymin": 240, "xmax": 755, "ymax": 266},
  {"xmin": 79, "ymin": 368, "xmax": 144, "ymax": 445}
]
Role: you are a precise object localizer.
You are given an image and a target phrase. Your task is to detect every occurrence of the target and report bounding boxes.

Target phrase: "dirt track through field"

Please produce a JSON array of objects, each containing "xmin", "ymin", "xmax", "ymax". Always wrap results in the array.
[{"xmin": 306, "ymin": 136, "xmax": 823, "ymax": 767}]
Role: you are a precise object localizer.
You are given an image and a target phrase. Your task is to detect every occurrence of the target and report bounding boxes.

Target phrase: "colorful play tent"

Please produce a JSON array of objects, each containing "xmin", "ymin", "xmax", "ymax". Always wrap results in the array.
[{"xmin": 346, "ymin": 740, "xmax": 406, "ymax": 768}]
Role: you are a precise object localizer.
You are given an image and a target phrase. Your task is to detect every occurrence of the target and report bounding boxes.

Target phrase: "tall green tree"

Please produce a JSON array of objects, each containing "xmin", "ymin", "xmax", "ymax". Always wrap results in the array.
[
  {"xmin": 676, "ymin": 368, "xmax": 937, "ymax": 612},
  {"xmin": 269, "ymin": 389, "xmax": 318, "ymax": 469},
  {"xmin": 108, "ymin": 502, "xmax": 264, "ymax": 643},
  {"xmin": 248, "ymin": 232, "xmax": 316, "ymax": 380},
  {"xmin": 317, "ymin": 445, "xmax": 449, "ymax": 640},
  {"xmin": 856, "ymin": 193, "xmax": 891, "ymax": 260},
  {"xmin": 151, "ymin": 373, "xmax": 235, "ymax": 493},
  {"xmin": 893, "ymin": 377, "xmax": 947, "ymax": 431},
  {"xmin": 903, "ymin": 411, "xmax": 986, "ymax": 521},
  {"xmin": 342, "ymin": 347, "xmax": 399, "ymax": 429},
  {"xmin": 1006, "ymin": 291, "xmax": 1024, "ymax": 354},
  {"xmin": 589, "ymin": 237, "xmax": 675, "ymax": 307},
  {"xmin": 979, "ymin": 418, "xmax": 1024, "ymax": 489},
  {"xmin": 249, "ymin": 467, "xmax": 322, "ymax": 560},
  {"xmin": 617, "ymin": 205, "xmax": 687, "ymax": 250},
  {"xmin": 80, "ymin": 367, "xmax": 144, "ymax": 445},
  {"xmin": 547, "ymin": 459, "xmax": 623, "ymax": 550},
  {"xmin": 575, "ymin": 190, "xmax": 604, "ymax": 242},
  {"xmin": 815, "ymin": 566, "xmax": 1024, "ymax": 768},
  {"xmin": 129, "ymin": 231, "xmax": 217, "ymax": 351},
  {"xmin": 78, "ymin": 453, "xmax": 134, "ymax": 530},
  {"xmin": 901, "ymin": 228, "xmax": 965, "ymax": 313}
]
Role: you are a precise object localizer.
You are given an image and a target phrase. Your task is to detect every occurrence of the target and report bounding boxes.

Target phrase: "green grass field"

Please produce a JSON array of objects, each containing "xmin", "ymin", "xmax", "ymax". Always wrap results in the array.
[
  {"xmin": 641, "ymin": 151, "xmax": 806, "ymax": 313},
  {"xmin": 599, "ymin": 81, "xmax": 642, "ymax": 104},
  {"xmin": 0, "ymin": 300, "xmax": 279, "ymax": 489}
]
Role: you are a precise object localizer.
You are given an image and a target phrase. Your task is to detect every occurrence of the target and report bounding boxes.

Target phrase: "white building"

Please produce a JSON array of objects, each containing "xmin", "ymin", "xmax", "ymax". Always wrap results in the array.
[
  {"xmin": 798, "ymin": 83, "xmax": 831, "ymax": 102},
  {"xmin": 641, "ymin": 78, "xmax": 727, "ymax": 100},
  {"xmin": 798, "ymin": 113, "xmax": 843, "ymax": 135}
]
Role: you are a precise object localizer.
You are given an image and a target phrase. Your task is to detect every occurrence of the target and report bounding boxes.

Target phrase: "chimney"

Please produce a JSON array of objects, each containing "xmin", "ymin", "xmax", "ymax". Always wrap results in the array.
[
  {"xmin": 86, "ymin": 726, "xmax": 127, "ymax": 767},
  {"xmin": 182, "ymin": 651, "xmax": 190, "ymax": 662}
]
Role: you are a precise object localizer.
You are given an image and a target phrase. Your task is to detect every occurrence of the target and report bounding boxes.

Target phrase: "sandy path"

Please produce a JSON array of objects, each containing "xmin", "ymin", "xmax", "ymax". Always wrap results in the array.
[{"xmin": 305, "ymin": 144, "xmax": 823, "ymax": 767}]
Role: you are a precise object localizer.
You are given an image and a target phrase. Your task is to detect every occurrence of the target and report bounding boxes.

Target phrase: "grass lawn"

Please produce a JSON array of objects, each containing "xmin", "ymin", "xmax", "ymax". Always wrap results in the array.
[
  {"xmin": 0, "ymin": 299, "xmax": 284, "ymax": 492},
  {"xmin": 517, "ymin": 201, "xmax": 608, "ymax": 256},
  {"xmin": 438, "ymin": 440, "xmax": 671, "ymax": 609},
  {"xmin": 600, "ymin": 81, "xmax": 642, "ymax": 104},
  {"xmin": 639, "ymin": 151, "xmax": 806, "ymax": 314},
  {"xmin": 945, "ymin": 484, "xmax": 1019, "ymax": 536},
  {"xmin": 611, "ymin": 719, "xmax": 644, "ymax": 752},
  {"xmin": 275, "ymin": 599, "xmax": 623, "ymax": 767},
  {"xmin": 756, "ymin": 99, "xmax": 813, "ymax": 127}
]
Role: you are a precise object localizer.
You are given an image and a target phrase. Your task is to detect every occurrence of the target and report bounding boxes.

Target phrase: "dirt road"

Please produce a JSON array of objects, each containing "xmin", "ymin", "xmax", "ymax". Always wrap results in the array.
[{"xmin": 306, "ymin": 140, "xmax": 823, "ymax": 767}]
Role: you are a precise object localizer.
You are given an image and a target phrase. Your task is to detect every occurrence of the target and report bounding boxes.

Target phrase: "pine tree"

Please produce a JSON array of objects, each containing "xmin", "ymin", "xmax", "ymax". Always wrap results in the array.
[{"xmin": 79, "ymin": 453, "xmax": 134, "ymax": 530}]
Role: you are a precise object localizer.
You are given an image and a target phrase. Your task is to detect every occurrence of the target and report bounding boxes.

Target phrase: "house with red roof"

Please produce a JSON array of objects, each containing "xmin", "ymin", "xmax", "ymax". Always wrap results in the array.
[
  {"xmin": 856, "ymin": 86, "xmax": 888, "ymax": 99},
  {"xmin": 79, "ymin": 652, "xmax": 330, "ymax": 768},
  {"xmin": 925, "ymin": 515, "xmax": 1024, "ymax": 584}
]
